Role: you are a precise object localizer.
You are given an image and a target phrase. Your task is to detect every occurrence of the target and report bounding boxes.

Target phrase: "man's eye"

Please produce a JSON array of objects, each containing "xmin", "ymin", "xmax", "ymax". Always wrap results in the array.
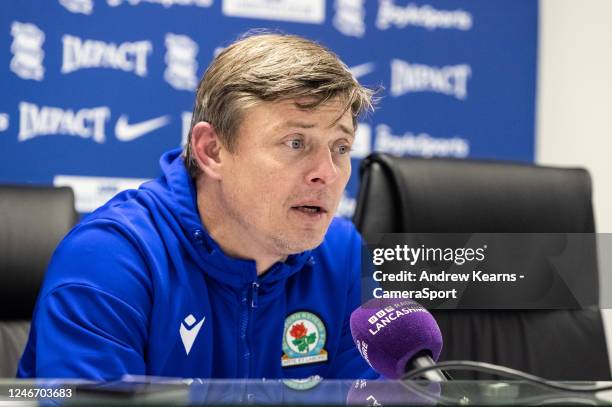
[
  {"xmin": 336, "ymin": 143, "xmax": 352, "ymax": 155},
  {"xmin": 286, "ymin": 139, "xmax": 304, "ymax": 150}
]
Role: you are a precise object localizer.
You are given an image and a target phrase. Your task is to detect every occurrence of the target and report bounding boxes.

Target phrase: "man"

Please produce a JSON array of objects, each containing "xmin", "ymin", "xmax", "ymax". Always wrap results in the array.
[{"xmin": 18, "ymin": 32, "xmax": 376, "ymax": 380}]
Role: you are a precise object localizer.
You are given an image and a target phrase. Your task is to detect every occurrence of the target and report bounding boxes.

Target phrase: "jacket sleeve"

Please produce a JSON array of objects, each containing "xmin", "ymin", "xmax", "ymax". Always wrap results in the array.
[
  {"xmin": 326, "ymin": 223, "xmax": 379, "ymax": 379},
  {"xmin": 17, "ymin": 221, "xmax": 152, "ymax": 380}
]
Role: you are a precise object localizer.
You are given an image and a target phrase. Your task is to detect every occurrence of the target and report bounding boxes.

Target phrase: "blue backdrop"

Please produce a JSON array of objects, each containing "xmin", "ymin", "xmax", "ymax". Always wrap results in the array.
[{"xmin": 0, "ymin": 0, "xmax": 538, "ymax": 216}]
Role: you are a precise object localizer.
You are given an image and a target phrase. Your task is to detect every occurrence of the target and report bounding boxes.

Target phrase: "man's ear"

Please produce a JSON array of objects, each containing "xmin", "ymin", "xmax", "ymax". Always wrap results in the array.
[{"xmin": 190, "ymin": 121, "xmax": 224, "ymax": 181}]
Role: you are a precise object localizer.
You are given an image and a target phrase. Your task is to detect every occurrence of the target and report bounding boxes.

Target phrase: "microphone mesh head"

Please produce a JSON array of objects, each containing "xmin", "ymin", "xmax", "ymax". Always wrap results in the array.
[{"xmin": 350, "ymin": 298, "xmax": 443, "ymax": 379}]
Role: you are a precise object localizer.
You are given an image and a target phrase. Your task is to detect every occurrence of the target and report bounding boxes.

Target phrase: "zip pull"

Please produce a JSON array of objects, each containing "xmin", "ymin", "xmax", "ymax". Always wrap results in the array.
[{"xmin": 251, "ymin": 282, "xmax": 259, "ymax": 308}]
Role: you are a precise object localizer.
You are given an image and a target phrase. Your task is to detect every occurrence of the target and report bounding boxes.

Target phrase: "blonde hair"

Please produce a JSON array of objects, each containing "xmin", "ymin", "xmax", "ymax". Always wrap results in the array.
[{"xmin": 184, "ymin": 31, "xmax": 376, "ymax": 178}]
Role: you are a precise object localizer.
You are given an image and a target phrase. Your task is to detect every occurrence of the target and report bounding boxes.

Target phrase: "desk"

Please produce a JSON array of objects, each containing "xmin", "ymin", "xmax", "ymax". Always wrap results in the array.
[{"xmin": 2, "ymin": 378, "xmax": 612, "ymax": 406}]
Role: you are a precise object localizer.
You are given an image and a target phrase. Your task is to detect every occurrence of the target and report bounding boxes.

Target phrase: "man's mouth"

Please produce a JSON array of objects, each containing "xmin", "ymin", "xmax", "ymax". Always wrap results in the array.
[{"xmin": 292, "ymin": 205, "xmax": 325, "ymax": 214}]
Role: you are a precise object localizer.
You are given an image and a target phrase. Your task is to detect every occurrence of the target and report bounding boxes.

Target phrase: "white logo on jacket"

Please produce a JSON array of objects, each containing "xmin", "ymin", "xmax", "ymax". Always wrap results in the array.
[{"xmin": 180, "ymin": 314, "xmax": 206, "ymax": 355}]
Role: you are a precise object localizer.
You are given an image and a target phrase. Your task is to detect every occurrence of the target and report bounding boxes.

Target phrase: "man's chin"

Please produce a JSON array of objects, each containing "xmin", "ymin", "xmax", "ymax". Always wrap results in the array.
[
  {"xmin": 298, "ymin": 235, "xmax": 326, "ymax": 252},
  {"xmin": 273, "ymin": 232, "xmax": 326, "ymax": 255}
]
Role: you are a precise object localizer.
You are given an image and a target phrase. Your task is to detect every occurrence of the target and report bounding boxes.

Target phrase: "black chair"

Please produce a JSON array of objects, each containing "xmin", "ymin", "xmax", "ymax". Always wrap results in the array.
[
  {"xmin": 353, "ymin": 152, "xmax": 610, "ymax": 380},
  {"xmin": 0, "ymin": 184, "xmax": 77, "ymax": 377}
]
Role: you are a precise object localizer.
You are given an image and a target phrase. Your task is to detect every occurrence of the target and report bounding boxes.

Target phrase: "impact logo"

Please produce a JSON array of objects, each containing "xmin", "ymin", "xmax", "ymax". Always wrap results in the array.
[
  {"xmin": 10, "ymin": 22, "xmax": 45, "ymax": 81},
  {"xmin": 366, "ymin": 301, "xmax": 425, "ymax": 336},
  {"xmin": 61, "ymin": 34, "xmax": 152, "ymax": 77},
  {"xmin": 375, "ymin": 124, "xmax": 469, "ymax": 158},
  {"xmin": 376, "ymin": 0, "xmax": 473, "ymax": 31},
  {"xmin": 164, "ymin": 33, "xmax": 199, "ymax": 91},
  {"xmin": 58, "ymin": 0, "xmax": 94, "ymax": 14},
  {"xmin": 390, "ymin": 59, "xmax": 471, "ymax": 100},
  {"xmin": 281, "ymin": 311, "xmax": 328, "ymax": 367},
  {"xmin": 107, "ymin": 0, "xmax": 213, "ymax": 8},
  {"xmin": 333, "ymin": 0, "xmax": 366, "ymax": 38},
  {"xmin": 18, "ymin": 101, "xmax": 110, "ymax": 143},
  {"xmin": 223, "ymin": 0, "xmax": 325, "ymax": 24}
]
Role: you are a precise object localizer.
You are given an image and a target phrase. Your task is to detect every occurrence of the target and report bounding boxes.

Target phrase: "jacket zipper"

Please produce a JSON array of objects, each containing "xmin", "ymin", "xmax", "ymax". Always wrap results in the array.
[
  {"xmin": 239, "ymin": 281, "xmax": 260, "ymax": 378},
  {"xmin": 239, "ymin": 288, "xmax": 249, "ymax": 379},
  {"xmin": 251, "ymin": 281, "xmax": 259, "ymax": 308}
]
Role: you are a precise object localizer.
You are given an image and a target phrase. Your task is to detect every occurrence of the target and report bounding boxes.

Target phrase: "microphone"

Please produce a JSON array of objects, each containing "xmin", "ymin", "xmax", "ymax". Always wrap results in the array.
[{"xmin": 350, "ymin": 298, "xmax": 445, "ymax": 381}]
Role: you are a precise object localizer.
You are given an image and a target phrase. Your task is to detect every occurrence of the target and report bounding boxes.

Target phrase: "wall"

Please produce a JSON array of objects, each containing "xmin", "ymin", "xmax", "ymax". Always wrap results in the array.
[{"xmin": 537, "ymin": 0, "xmax": 612, "ymax": 372}]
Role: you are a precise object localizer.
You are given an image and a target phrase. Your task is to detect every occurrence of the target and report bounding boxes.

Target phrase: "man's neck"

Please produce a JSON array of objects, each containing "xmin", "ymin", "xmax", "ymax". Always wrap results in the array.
[{"xmin": 195, "ymin": 179, "xmax": 285, "ymax": 275}]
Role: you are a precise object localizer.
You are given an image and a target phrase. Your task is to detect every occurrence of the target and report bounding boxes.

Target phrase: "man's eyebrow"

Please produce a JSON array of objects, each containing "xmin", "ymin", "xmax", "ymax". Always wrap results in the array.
[
  {"xmin": 338, "ymin": 123, "xmax": 355, "ymax": 138},
  {"xmin": 280, "ymin": 120, "xmax": 354, "ymax": 139},
  {"xmin": 282, "ymin": 121, "xmax": 316, "ymax": 129}
]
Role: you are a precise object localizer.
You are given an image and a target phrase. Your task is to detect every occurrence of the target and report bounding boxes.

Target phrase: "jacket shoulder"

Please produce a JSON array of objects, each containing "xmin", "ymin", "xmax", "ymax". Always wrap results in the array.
[
  {"xmin": 311, "ymin": 217, "xmax": 362, "ymax": 275},
  {"xmin": 323, "ymin": 216, "xmax": 362, "ymax": 248}
]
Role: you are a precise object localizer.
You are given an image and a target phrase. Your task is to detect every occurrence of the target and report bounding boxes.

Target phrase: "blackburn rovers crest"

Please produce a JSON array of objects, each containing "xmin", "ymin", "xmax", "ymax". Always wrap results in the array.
[{"xmin": 281, "ymin": 311, "xmax": 327, "ymax": 367}]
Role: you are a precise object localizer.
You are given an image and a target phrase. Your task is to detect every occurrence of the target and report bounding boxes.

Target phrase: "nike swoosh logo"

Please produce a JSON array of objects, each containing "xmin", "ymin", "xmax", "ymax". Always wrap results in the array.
[
  {"xmin": 179, "ymin": 315, "xmax": 205, "ymax": 355},
  {"xmin": 349, "ymin": 62, "xmax": 376, "ymax": 79},
  {"xmin": 115, "ymin": 115, "xmax": 170, "ymax": 142}
]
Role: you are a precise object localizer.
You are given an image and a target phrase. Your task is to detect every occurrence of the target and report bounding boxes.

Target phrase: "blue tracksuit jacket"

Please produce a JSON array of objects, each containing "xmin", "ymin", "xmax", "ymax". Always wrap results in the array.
[{"xmin": 17, "ymin": 148, "xmax": 375, "ymax": 380}]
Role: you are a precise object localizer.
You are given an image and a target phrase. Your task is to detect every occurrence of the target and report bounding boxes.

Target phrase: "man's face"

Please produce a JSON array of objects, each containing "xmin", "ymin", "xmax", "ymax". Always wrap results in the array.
[{"xmin": 217, "ymin": 98, "xmax": 354, "ymax": 257}]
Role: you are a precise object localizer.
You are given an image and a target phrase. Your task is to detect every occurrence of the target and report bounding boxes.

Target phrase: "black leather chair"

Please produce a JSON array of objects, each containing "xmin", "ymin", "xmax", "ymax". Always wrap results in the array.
[
  {"xmin": 353, "ymin": 153, "xmax": 610, "ymax": 380},
  {"xmin": 0, "ymin": 184, "xmax": 77, "ymax": 377}
]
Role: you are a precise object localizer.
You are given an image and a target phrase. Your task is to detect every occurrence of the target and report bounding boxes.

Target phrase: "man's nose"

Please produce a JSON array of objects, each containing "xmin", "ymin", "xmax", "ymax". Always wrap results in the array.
[{"xmin": 306, "ymin": 147, "xmax": 340, "ymax": 186}]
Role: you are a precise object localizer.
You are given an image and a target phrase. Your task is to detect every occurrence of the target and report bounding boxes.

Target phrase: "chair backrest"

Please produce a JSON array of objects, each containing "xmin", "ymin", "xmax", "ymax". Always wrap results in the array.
[
  {"xmin": 0, "ymin": 184, "xmax": 77, "ymax": 377},
  {"xmin": 353, "ymin": 153, "xmax": 610, "ymax": 380},
  {"xmin": 354, "ymin": 153, "xmax": 595, "ymax": 234}
]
